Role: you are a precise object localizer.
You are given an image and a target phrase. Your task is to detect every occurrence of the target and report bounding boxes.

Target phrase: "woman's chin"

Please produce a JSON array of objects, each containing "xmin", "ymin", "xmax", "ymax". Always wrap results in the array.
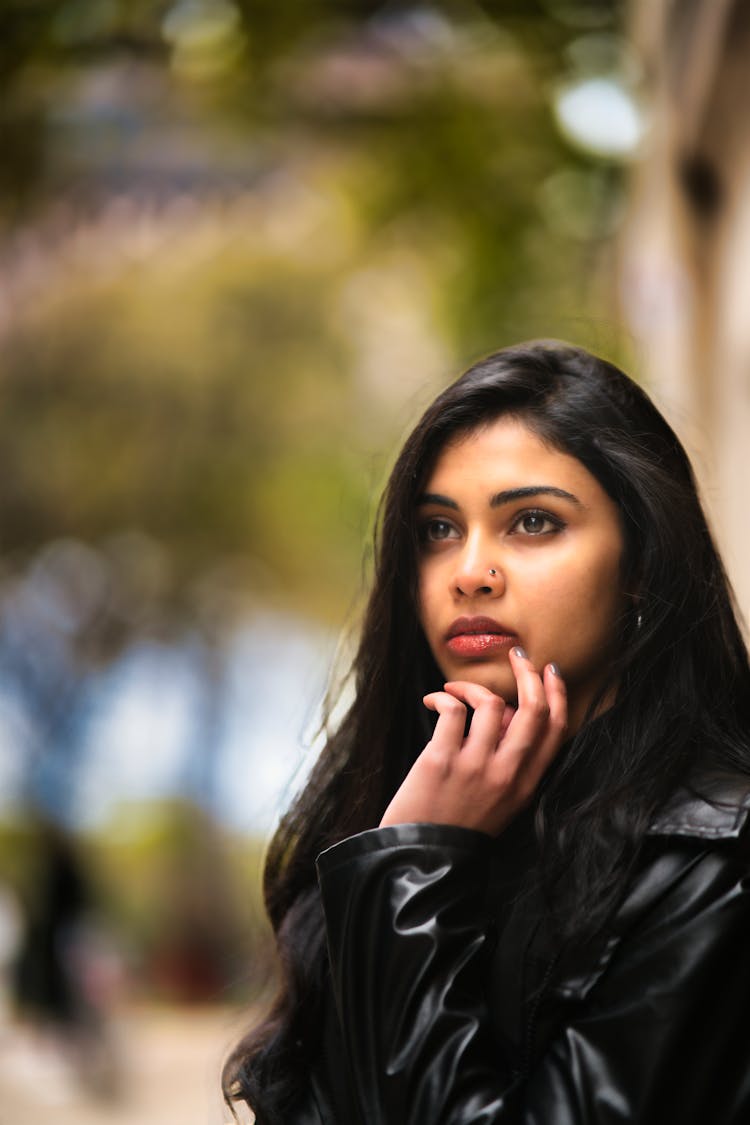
[{"xmin": 439, "ymin": 662, "xmax": 518, "ymax": 704}]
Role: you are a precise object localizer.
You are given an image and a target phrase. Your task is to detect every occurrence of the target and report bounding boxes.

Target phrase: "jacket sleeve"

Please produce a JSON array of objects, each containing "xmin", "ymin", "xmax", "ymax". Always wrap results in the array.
[{"xmin": 316, "ymin": 822, "xmax": 750, "ymax": 1125}]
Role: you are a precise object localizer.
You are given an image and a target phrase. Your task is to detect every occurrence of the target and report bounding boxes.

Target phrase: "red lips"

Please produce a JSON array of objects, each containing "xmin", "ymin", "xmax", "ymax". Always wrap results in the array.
[
  {"xmin": 445, "ymin": 617, "xmax": 518, "ymax": 658},
  {"xmin": 446, "ymin": 616, "xmax": 516, "ymax": 640}
]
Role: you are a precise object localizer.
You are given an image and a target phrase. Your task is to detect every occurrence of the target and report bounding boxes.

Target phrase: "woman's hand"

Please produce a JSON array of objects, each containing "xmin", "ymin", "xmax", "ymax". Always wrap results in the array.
[{"xmin": 379, "ymin": 648, "xmax": 567, "ymax": 836}]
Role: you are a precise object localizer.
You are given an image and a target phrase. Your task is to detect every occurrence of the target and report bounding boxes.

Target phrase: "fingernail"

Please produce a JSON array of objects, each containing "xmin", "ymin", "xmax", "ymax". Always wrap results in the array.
[
  {"xmin": 511, "ymin": 646, "xmax": 527, "ymax": 659},
  {"xmin": 548, "ymin": 662, "xmax": 561, "ymax": 676}
]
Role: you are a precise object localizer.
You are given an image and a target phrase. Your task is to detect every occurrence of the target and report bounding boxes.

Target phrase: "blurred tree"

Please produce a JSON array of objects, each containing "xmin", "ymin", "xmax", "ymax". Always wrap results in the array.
[
  {"xmin": 0, "ymin": 0, "xmax": 631, "ymax": 840},
  {"xmin": 0, "ymin": 1, "xmax": 627, "ymax": 604}
]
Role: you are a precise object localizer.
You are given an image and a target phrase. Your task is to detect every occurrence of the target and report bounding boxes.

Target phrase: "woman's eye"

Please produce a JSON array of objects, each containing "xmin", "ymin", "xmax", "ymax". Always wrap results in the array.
[
  {"xmin": 513, "ymin": 510, "xmax": 562, "ymax": 536},
  {"xmin": 421, "ymin": 518, "xmax": 458, "ymax": 542}
]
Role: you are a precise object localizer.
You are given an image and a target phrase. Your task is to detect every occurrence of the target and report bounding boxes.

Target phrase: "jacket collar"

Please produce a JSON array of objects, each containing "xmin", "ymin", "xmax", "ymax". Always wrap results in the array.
[{"xmin": 648, "ymin": 774, "xmax": 750, "ymax": 840}]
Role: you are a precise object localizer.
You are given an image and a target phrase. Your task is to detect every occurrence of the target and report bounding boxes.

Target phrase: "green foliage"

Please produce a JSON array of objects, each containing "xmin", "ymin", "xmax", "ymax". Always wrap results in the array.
[{"xmin": 0, "ymin": 1, "xmax": 630, "ymax": 626}]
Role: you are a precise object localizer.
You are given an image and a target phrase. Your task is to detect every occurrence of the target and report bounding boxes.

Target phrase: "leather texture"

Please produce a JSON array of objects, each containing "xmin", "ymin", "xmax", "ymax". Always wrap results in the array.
[{"xmin": 307, "ymin": 776, "xmax": 750, "ymax": 1124}]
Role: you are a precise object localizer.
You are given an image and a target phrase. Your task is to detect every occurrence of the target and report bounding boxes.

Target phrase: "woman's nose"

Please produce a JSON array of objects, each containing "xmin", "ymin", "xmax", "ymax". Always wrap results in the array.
[{"xmin": 453, "ymin": 545, "xmax": 503, "ymax": 598}]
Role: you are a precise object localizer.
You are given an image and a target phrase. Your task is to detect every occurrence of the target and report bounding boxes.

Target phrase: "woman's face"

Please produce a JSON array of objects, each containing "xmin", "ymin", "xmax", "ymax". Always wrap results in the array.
[{"xmin": 416, "ymin": 416, "xmax": 626, "ymax": 733}]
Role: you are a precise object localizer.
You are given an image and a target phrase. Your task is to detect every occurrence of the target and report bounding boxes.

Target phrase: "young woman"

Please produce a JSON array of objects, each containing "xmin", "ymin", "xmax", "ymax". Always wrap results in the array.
[{"xmin": 225, "ymin": 341, "xmax": 750, "ymax": 1124}]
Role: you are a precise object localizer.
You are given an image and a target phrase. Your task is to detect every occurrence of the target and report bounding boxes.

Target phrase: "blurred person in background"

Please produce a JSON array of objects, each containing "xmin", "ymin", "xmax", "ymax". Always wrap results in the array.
[
  {"xmin": 224, "ymin": 341, "xmax": 750, "ymax": 1124},
  {"xmin": 0, "ymin": 880, "xmax": 23, "ymax": 1020},
  {"xmin": 12, "ymin": 819, "xmax": 120, "ymax": 1099}
]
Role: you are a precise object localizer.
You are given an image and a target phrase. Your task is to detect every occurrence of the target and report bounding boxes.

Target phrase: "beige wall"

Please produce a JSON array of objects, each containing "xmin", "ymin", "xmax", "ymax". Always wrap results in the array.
[{"xmin": 623, "ymin": 0, "xmax": 750, "ymax": 629}]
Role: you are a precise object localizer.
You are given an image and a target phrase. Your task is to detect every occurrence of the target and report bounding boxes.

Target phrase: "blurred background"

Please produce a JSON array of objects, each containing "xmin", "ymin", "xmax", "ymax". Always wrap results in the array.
[{"xmin": 0, "ymin": 1, "xmax": 748, "ymax": 1122}]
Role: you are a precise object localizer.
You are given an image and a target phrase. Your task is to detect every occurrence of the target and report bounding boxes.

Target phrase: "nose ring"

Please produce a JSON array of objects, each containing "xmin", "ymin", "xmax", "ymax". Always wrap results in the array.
[{"xmin": 489, "ymin": 568, "xmax": 497, "ymax": 576}]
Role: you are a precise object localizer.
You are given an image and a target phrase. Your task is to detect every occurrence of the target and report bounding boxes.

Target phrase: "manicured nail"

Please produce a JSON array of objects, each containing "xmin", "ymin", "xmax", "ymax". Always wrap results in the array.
[
  {"xmin": 511, "ymin": 646, "xmax": 527, "ymax": 659},
  {"xmin": 548, "ymin": 662, "xmax": 561, "ymax": 676}
]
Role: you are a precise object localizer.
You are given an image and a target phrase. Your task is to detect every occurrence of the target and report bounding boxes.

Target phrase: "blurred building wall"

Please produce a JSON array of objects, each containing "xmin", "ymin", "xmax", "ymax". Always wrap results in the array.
[{"xmin": 623, "ymin": 0, "xmax": 750, "ymax": 627}]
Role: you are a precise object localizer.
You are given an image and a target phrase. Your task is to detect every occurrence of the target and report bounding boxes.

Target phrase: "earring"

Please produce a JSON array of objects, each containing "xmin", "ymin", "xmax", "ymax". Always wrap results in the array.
[
  {"xmin": 636, "ymin": 611, "xmax": 643, "ymax": 631},
  {"xmin": 489, "ymin": 568, "xmax": 497, "ymax": 577}
]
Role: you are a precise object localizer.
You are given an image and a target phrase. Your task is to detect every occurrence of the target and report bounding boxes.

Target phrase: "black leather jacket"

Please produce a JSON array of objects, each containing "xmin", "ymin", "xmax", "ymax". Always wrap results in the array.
[{"xmin": 295, "ymin": 776, "xmax": 750, "ymax": 1124}]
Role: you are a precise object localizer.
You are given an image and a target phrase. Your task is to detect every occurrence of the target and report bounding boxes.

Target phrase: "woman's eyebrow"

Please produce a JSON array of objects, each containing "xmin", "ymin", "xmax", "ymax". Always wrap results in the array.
[
  {"xmin": 417, "ymin": 492, "xmax": 459, "ymax": 509},
  {"xmin": 417, "ymin": 486, "xmax": 583, "ymax": 510},
  {"xmin": 490, "ymin": 485, "xmax": 583, "ymax": 508}
]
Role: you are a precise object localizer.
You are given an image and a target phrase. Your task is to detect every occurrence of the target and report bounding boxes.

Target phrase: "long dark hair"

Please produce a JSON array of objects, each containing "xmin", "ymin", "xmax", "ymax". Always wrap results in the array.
[{"xmin": 224, "ymin": 341, "xmax": 750, "ymax": 1123}]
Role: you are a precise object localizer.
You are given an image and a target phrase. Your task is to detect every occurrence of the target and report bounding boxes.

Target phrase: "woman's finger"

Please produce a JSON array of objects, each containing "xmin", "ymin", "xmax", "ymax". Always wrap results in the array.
[
  {"xmin": 515, "ymin": 663, "xmax": 568, "ymax": 789},
  {"xmin": 504, "ymin": 646, "xmax": 551, "ymax": 748},
  {"xmin": 499, "ymin": 702, "xmax": 516, "ymax": 739},
  {"xmin": 543, "ymin": 663, "xmax": 567, "ymax": 732},
  {"xmin": 423, "ymin": 690, "xmax": 467, "ymax": 754},
  {"xmin": 441, "ymin": 680, "xmax": 507, "ymax": 758},
  {"xmin": 495, "ymin": 654, "xmax": 568, "ymax": 797},
  {"xmin": 441, "ymin": 679, "xmax": 503, "ymax": 709}
]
